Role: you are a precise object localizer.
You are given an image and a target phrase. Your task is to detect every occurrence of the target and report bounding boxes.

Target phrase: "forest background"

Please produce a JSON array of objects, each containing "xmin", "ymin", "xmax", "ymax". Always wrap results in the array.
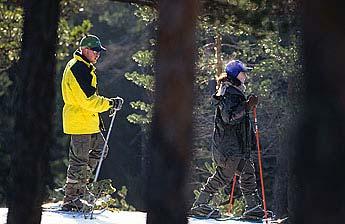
[{"xmin": 0, "ymin": 0, "xmax": 299, "ymax": 218}]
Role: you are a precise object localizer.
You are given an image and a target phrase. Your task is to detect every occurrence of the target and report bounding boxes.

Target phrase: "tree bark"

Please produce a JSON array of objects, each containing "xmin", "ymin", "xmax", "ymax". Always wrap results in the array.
[
  {"xmin": 215, "ymin": 34, "xmax": 223, "ymax": 79},
  {"xmin": 146, "ymin": 0, "xmax": 198, "ymax": 224},
  {"xmin": 7, "ymin": 1, "xmax": 60, "ymax": 223},
  {"xmin": 290, "ymin": 0, "xmax": 345, "ymax": 223},
  {"xmin": 273, "ymin": 137, "xmax": 289, "ymax": 217}
]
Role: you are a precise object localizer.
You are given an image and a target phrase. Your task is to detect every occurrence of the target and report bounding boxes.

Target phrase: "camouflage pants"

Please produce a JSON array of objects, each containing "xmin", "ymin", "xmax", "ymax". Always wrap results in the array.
[
  {"xmin": 202, "ymin": 152, "xmax": 258, "ymax": 197},
  {"xmin": 66, "ymin": 132, "xmax": 108, "ymax": 186}
]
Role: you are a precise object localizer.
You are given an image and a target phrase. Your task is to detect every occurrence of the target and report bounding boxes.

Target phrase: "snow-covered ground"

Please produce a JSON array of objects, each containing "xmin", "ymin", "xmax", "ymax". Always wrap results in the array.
[{"xmin": 0, "ymin": 208, "xmax": 265, "ymax": 224}]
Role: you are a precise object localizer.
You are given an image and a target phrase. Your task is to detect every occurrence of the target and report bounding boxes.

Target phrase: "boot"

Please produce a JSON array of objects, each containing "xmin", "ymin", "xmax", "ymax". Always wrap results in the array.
[
  {"xmin": 190, "ymin": 204, "xmax": 221, "ymax": 219},
  {"xmin": 242, "ymin": 192, "xmax": 264, "ymax": 220},
  {"xmin": 190, "ymin": 191, "xmax": 221, "ymax": 218},
  {"xmin": 62, "ymin": 198, "xmax": 84, "ymax": 211},
  {"xmin": 62, "ymin": 183, "xmax": 90, "ymax": 211},
  {"xmin": 192, "ymin": 191, "xmax": 213, "ymax": 207}
]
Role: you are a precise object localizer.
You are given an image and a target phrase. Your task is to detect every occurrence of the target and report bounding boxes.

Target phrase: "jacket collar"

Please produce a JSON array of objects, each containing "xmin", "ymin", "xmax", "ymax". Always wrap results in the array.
[
  {"xmin": 73, "ymin": 50, "xmax": 96, "ymax": 71},
  {"xmin": 216, "ymin": 81, "xmax": 245, "ymax": 96}
]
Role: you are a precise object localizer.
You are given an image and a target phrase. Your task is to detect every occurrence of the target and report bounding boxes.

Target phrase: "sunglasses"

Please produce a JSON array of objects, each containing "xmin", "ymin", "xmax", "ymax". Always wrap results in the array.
[
  {"xmin": 92, "ymin": 50, "xmax": 101, "ymax": 56},
  {"xmin": 87, "ymin": 48, "xmax": 101, "ymax": 55}
]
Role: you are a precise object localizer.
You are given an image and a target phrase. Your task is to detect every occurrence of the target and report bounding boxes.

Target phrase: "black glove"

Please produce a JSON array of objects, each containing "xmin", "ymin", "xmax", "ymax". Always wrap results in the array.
[
  {"xmin": 110, "ymin": 97, "xmax": 124, "ymax": 111},
  {"xmin": 212, "ymin": 94, "xmax": 222, "ymax": 101},
  {"xmin": 245, "ymin": 94, "xmax": 258, "ymax": 111}
]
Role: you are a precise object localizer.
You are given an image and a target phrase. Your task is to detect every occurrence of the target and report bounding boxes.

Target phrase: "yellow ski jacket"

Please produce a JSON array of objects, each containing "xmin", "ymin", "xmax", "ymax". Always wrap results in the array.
[{"xmin": 61, "ymin": 51, "xmax": 111, "ymax": 134}]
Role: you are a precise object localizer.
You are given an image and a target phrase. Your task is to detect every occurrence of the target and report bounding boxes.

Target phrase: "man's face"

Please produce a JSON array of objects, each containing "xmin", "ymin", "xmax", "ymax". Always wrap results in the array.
[{"xmin": 81, "ymin": 48, "xmax": 101, "ymax": 64}]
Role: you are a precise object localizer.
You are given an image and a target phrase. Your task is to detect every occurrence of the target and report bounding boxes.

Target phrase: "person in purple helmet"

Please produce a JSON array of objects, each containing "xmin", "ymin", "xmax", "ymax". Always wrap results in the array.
[{"xmin": 190, "ymin": 60, "xmax": 265, "ymax": 219}]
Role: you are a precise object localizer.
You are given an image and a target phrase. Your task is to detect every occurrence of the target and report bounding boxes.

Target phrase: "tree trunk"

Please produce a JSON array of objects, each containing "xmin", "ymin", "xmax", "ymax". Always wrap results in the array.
[
  {"xmin": 7, "ymin": 1, "xmax": 60, "ymax": 223},
  {"xmin": 146, "ymin": 0, "xmax": 198, "ymax": 224},
  {"xmin": 215, "ymin": 33, "xmax": 223, "ymax": 79},
  {"xmin": 273, "ymin": 137, "xmax": 288, "ymax": 217},
  {"xmin": 290, "ymin": 1, "xmax": 345, "ymax": 223}
]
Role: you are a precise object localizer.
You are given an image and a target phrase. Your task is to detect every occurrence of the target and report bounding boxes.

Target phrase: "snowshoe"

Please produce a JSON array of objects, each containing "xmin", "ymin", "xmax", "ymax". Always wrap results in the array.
[
  {"xmin": 234, "ymin": 216, "xmax": 263, "ymax": 223},
  {"xmin": 263, "ymin": 216, "xmax": 288, "ymax": 224},
  {"xmin": 214, "ymin": 213, "xmax": 286, "ymax": 224}
]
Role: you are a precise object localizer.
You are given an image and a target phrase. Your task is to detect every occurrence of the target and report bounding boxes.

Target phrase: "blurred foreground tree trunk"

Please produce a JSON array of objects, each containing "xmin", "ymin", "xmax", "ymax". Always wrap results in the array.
[
  {"xmin": 274, "ymin": 2, "xmax": 301, "ymax": 218},
  {"xmin": 7, "ymin": 1, "xmax": 60, "ymax": 224},
  {"xmin": 290, "ymin": 0, "xmax": 345, "ymax": 223},
  {"xmin": 146, "ymin": 0, "xmax": 198, "ymax": 224}
]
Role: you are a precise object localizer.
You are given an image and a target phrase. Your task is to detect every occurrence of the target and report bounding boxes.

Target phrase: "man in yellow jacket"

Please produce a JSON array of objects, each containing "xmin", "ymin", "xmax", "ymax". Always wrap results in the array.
[{"xmin": 61, "ymin": 34, "xmax": 121, "ymax": 210}]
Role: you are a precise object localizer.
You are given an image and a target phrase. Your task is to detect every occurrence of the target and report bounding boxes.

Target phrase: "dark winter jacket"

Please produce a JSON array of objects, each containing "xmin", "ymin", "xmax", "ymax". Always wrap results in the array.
[{"xmin": 211, "ymin": 85, "xmax": 255, "ymax": 159}]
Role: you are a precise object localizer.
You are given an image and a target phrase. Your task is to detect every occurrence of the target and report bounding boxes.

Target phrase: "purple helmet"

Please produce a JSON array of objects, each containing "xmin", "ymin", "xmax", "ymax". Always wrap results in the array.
[{"xmin": 225, "ymin": 60, "xmax": 253, "ymax": 79}]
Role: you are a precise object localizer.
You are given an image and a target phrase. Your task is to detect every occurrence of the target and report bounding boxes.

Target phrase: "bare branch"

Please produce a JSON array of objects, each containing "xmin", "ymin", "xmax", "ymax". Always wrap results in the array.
[
  {"xmin": 108, "ymin": 0, "xmax": 158, "ymax": 9},
  {"xmin": 221, "ymin": 43, "xmax": 241, "ymax": 50},
  {"xmin": 2, "ymin": 0, "xmax": 23, "ymax": 7},
  {"xmin": 201, "ymin": 43, "xmax": 215, "ymax": 49},
  {"xmin": 0, "ymin": 65, "xmax": 12, "ymax": 74}
]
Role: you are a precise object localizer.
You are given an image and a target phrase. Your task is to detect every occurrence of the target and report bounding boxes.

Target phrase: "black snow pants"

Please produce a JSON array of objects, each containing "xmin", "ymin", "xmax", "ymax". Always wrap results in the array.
[{"xmin": 201, "ymin": 152, "xmax": 258, "ymax": 197}]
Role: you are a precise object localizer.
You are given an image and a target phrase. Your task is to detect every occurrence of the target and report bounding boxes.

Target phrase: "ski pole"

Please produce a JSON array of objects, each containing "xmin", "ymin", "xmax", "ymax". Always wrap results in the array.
[
  {"xmin": 93, "ymin": 97, "xmax": 124, "ymax": 183},
  {"xmin": 228, "ymin": 175, "xmax": 237, "ymax": 214},
  {"xmin": 253, "ymin": 106, "xmax": 268, "ymax": 221}
]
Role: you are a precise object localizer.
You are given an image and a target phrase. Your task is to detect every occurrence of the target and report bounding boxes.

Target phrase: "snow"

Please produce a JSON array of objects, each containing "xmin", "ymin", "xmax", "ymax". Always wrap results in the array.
[{"xmin": 0, "ymin": 208, "xmax": 264, "ymax": 224}]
